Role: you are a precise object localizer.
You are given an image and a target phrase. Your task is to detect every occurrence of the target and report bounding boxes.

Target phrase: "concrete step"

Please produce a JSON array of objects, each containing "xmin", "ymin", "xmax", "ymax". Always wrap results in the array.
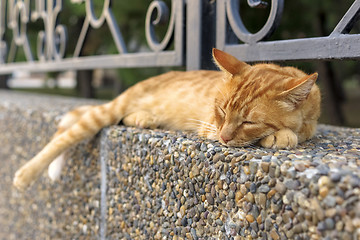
[{"xmin": 1, "ymin": 90, "xmax": 359, "ymax": 239}]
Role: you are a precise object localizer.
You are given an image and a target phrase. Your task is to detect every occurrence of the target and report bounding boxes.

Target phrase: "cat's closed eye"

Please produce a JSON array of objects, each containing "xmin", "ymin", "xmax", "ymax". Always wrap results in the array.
[
  {"xmin": 243, "ymin": 121, "xmax": 255, "ymax": 125},
  {"xmin": 217, "ymin": 106, "xmax": 226, "ymax": 117}
]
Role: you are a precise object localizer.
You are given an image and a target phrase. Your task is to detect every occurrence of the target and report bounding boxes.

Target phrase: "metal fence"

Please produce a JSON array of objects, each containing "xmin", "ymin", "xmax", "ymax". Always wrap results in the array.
[
  {"xmin": 1, "ymin": 0, "xmax": 360, "ymax": 73},
  {"xmin": 217, "ymin": 0, "xmax": 360, "ymax": 61},
  {"xmin": 0, "ymin": 0, "xmax": 185, "ymax": 72},
  {"xmin": 2, "ymin": 0, "xmax": 360, "ymax": 125}
]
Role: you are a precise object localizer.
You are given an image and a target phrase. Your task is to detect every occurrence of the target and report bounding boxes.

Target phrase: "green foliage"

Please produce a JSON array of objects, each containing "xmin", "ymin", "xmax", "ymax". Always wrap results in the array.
[
  {"xmin": 8, "ymin": 1, "xmax": 360, "ymax": 88},
  {"xmin": 6, "ymin": 0, "xmax": 359, "ymax": 126}
]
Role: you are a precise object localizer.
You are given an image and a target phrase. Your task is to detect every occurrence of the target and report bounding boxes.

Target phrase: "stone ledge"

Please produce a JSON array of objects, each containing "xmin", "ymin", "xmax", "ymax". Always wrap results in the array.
[
  {"xmin": 0, "ymin": 90, "xmax": 103, "ymax": 239},
  {"xmin": 104, "ymin": 125, "xmax": 360, "ymax": 239},
  {"xmin": 0, "ymin": 90, "xmax": 359, "ymax": 239}
]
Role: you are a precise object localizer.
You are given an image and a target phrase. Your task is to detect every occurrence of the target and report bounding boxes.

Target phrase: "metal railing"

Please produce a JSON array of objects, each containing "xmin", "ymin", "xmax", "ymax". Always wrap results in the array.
[
  {"xmin": 0, "ymin": 0, "xmax": 184, "ymax": 73},
  {"xmin": 217, "ymin": 0, "xmax": 360, "ymax": 62},
  {"xmin": 0, "ymin": 0, "xmax": 360, "ymax": 73}
]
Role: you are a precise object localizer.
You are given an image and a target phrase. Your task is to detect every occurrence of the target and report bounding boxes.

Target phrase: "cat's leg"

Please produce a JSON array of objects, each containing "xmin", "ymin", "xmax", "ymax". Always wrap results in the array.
[
  {"xmin": 259, "ymin": 128, "xmax": 298, "ymax": 149},
  {"xmin": 122, "ymin": 111, "xmax": 158, "ymax": 129},
  {"xmin": 48, "ymin": 105, "xmax": 93, "ymax": 181},
  {"xmin": 13, "ymin": 99, "xmax": 124, "ymax": 190},
  {"xmin": 55, "ymin": 106, "xmax": 94, "ymax": 136}
]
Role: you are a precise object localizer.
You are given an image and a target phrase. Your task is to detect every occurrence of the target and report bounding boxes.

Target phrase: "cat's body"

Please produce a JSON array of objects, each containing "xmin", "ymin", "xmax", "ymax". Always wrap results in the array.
[{"xmin": 13, "ymin": 49, "xmax": 320, "ymax": 190}]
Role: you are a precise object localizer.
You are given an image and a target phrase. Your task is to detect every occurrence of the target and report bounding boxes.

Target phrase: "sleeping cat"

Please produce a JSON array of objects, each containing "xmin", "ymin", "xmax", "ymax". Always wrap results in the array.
[{"xmin": 13, "ymin": 48, "xmax": 321, "ymax": 190}]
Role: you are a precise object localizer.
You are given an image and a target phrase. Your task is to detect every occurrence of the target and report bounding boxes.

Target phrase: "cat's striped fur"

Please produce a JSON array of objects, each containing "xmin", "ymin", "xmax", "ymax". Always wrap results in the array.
[{"xmin": 13, "ymin": 49, "xmax": 320, "ymax": 190}]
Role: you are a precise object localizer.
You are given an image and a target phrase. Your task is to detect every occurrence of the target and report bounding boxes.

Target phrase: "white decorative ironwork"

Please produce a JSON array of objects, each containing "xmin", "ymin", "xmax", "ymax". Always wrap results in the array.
[
  {"xmin": 145, "ymin": 0, "xmax": 177, "ymax": 52},
  {"xmin": 32, "ymin": 0, "xmax": 67, "ymax": 61},
  {"xmin": 1, "ymin": 0, "xmax": 360, "ymax": 73},
  {"xmin": 7, "ymin": 0, "xmax": 33, "ymax": 62},
  {"xmin": 74, "ymin": 0, "xmax": 127, "ymax": 57},
  {"xmin": 0, "ymin": 0, "xmax": 184, "ymax": 73},
  {"xmin": 225, "ymin": 0, "xmax": 284, "ymax": 44}
]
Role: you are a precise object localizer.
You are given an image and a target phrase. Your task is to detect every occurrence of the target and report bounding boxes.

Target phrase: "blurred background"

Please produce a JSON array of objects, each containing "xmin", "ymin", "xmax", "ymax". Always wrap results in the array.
[{"xmin": 1, "ymin": 0, "xmax": 359, "ymax": 127}]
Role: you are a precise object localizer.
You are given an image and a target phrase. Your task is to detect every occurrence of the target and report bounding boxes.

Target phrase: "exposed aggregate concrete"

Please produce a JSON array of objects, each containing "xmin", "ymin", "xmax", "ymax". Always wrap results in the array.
[
  {"xmin": 105, "ymin": 125, "xmax": 360, "ymax": 239},
  {"xmin": 0, "ymin": 90, "xmax": 359, "ymax": 239}
]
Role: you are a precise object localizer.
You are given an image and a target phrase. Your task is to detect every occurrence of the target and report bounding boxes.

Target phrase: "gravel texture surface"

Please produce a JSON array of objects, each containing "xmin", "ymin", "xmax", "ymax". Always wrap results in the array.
[
  {"xmin": 0, "ymin": 90, "xmax": 359, "ymax": 239},
  {"xmin": 105, "ymin": 125, "xmax": 360, "ymax": 239},
  {"xmin": 0, "ymin": 91, "xmax": 102, "ymax": 239}
]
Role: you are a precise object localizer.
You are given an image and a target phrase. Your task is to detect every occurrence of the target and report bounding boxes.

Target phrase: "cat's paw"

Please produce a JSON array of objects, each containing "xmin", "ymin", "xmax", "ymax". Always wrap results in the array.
[
  {"xmin": 13, "ymin": 166, "xmax": 34, "ymax": 191},
  {"xmin": 259, "ymin": 129, "xmax": 298, "ymax": 149},
  {"xmin": 123, "ymin": 111, "xmax": 158, "ymax": 129}
]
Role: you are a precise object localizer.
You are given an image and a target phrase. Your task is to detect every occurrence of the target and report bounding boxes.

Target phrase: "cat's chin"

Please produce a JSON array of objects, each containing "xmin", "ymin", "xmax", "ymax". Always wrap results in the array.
[
  {"xmin": 221, "ymin": 139, "xmax": 259, "ymax": 148},
  {"xmin": 220, "ymin": 141, "xmax": 243, "ymax": 147}
]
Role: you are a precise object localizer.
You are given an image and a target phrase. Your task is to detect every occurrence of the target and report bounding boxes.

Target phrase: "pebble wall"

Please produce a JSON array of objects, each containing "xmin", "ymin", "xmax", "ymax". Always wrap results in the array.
[
  {"xmin": 0, "ymin": 91, "xmax": 359, "ymax": 239},
  {"xmin": 104, "ymin": 125, "xmax": 360, "ymax": 239}
]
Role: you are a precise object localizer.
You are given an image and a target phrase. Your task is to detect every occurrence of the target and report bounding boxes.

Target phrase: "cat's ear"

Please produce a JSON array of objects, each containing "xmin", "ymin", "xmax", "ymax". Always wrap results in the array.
[
  {"xmin": 212, "ymin": 48, "xmax": 250, "ymax": 75},
  {"xmin": 278, "ymin": 73, "xmax": 318, "ymax": 109}
]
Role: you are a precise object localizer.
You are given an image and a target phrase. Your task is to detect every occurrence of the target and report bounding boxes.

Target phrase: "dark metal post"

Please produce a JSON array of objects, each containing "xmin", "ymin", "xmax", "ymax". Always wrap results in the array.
[
  {"xmin": 199, "ymin": 0, "xmax": 217, "ymax": 70},
  {"xmin": 0, "ymin": 75, "xmax": 9, "ymax": 89},
  {"xmin": 186, "ymin": 0, "xmax": 217, "ymax": 71},
  {"xmin": 317, "ymin": 61, "xmax": 345, "ymax": 125},
  {"xmin": 76, "ymin": 70, "xmax": 95, "ymax": 98}
]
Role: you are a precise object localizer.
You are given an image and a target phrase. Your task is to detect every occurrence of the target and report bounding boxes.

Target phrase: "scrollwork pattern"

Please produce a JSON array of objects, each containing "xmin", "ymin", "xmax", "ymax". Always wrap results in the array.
[
  {"xmin": 86, "ymin": 0, "xmax": 110, "ymax": 28},
  {"xmin": 32, "ymin": 0, "xmax": 67, "ymax": 61},
  {"xmin": 145, "ymin": 0, "xmax": 179, "ymax": 52},
  {"xmin": 74, "ymin": 0, "xmax": 127, "ymax": 57},
  {"xmin": 0, "ymin": 0, "xmax": 183, "ymax": 68},
  {"xmin": 226, "ymin": 0, "xmax": 284, "ymax": 44},
  {"xmin": 7, "ymin": 0, "xmax": 33, "ymax": 62},
  {"xmin": 247, "ymin": 0, "xmax": 268, "ymax": 8}
]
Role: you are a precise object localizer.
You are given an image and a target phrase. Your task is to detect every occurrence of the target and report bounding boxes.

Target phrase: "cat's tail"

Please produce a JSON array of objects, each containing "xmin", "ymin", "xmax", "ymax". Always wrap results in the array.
[{"xmin": 13, "ymin": 95, "xmax": 126, "ymax": 191}]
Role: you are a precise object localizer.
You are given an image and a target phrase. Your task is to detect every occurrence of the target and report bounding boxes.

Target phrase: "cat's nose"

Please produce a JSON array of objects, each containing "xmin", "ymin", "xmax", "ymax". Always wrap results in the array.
[{"xmin": 220, "ymin": 134, "xmax": 232, "ymax": 144}]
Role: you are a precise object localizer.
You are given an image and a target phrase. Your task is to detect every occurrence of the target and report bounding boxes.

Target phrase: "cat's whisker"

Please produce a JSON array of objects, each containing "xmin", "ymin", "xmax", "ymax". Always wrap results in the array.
[
  {"xmin": 203, "ymin": 129, "xmax": 217, "ymax": 133},
  {"xmin": 188, "ymin": 124, "xmax": 217, "ymax": 133},
  {"xmin": 188, "ymin": 118, "xmax": 217, "ymax": 129},
  {"xmin": 185, "ymin": 123, "xmax": 217, "ymax": 134},
  {"xmin": 196, "ymin": 124, "xmax": 216, "ymax": 130},
  {"xmin": 184, "ymin": 121, "xmax": 213, "ymax": 128},
  {"xmin": 187, "ymin": 123, "xmax": 217, "ymax": 133},
  {"xmin": 251, "ymin": 105, "xmax": 258, "ymax": 112},
  {"xmin": 215, "ymin": 85, "xmax": 227, "ymax": 99},
  {"xmin": 231, "ymin": 138, "xmax": 259, "ymax": 148},
  {"xmin": 202, "ymin": 126, "xmax": 217, "ymax": 132}
]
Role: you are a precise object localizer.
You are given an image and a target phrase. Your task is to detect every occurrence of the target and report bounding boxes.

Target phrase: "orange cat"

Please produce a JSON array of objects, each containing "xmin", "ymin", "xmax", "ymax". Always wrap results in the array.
[{"xmin": 13, "ymin": 49, "xmax": 321, "ymax": 190}]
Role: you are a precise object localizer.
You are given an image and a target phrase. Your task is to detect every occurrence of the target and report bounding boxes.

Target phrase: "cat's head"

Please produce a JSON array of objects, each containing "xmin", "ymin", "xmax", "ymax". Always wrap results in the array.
[{"xmin": 212, "ymin": 48, "xmax": 318, "ymax": 147}]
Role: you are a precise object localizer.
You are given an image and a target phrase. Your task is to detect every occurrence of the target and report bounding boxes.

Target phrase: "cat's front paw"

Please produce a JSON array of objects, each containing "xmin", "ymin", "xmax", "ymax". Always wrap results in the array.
[
  {"xmin": 259, "ymin": 129, "xmax": 298, "ymax": 149},
  {"xmin": 123, "ymin": 111, "xmax": 158, "ymax": 129}
]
